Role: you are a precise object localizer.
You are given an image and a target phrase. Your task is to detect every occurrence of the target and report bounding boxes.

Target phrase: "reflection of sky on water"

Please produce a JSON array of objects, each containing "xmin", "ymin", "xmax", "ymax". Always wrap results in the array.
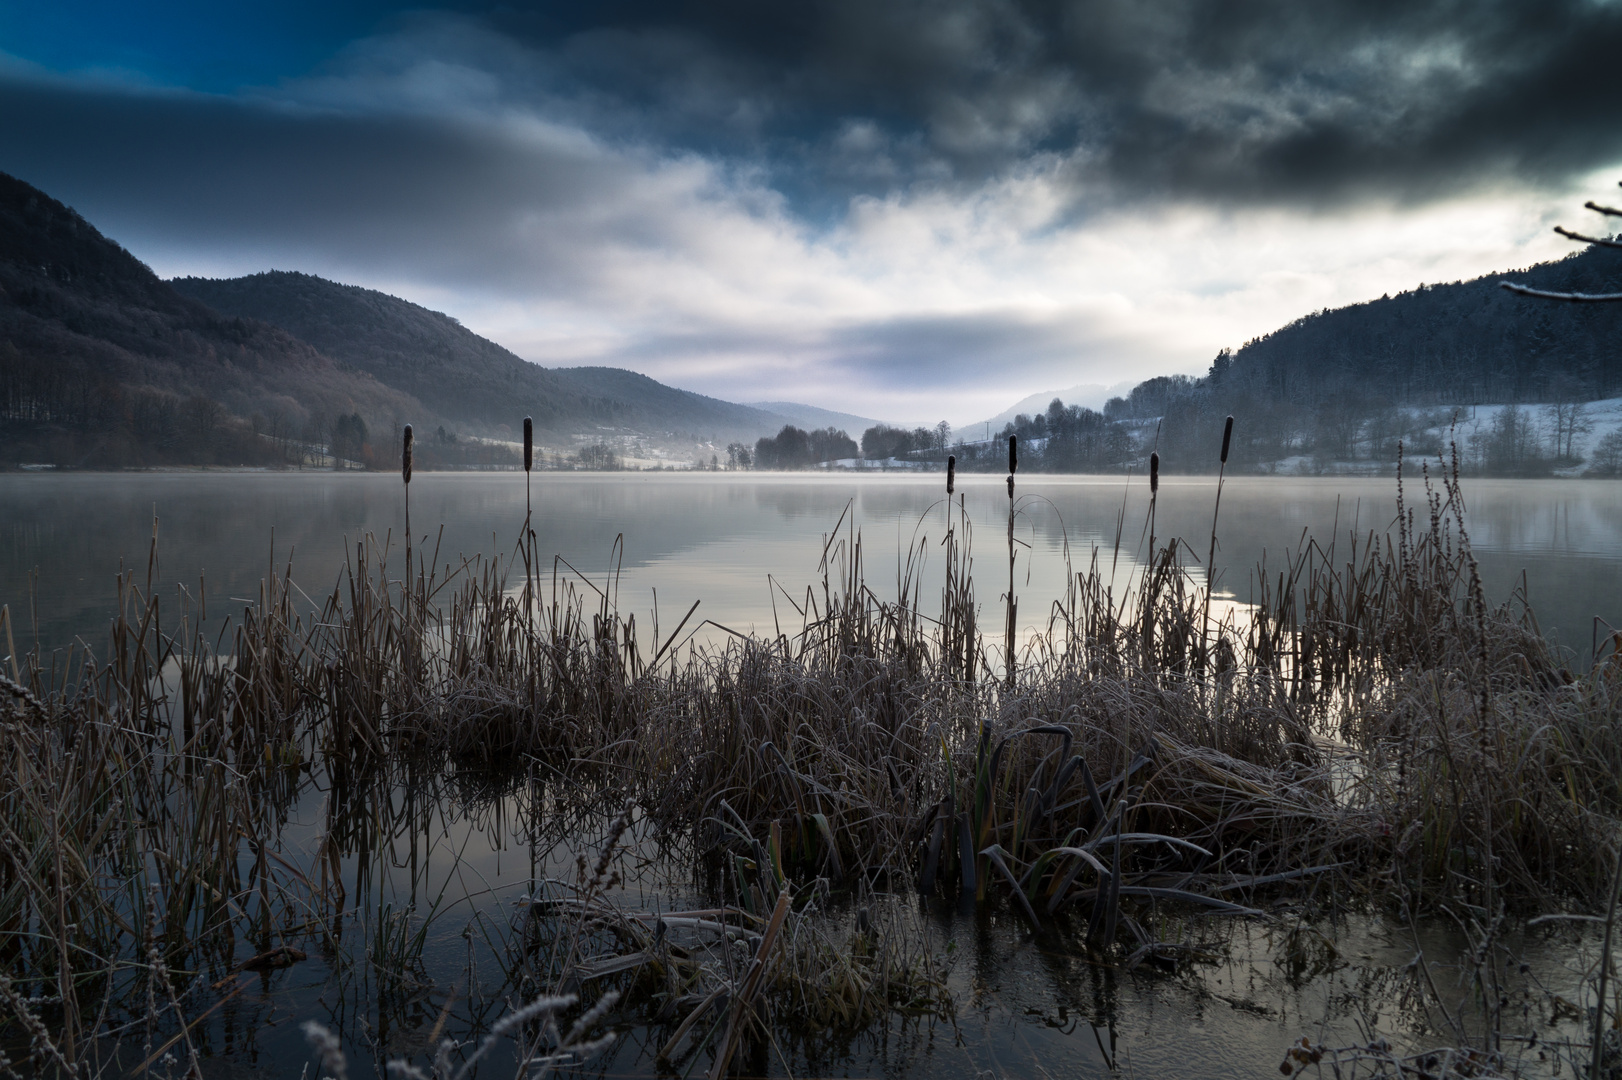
[
  {"xmin": 6, "ymin": 470, "xmax": 1616, "ymax": 1075},
  {"xmin": 233, "ymin": 765, "xmax": 1605, "ymax": 1080},
  {"xmin": 4, "ymin": 472, "xmax": 1621, "ymax": 660}
]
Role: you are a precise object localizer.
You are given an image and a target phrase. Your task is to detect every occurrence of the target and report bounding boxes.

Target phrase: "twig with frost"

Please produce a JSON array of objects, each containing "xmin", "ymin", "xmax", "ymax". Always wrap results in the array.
[
  {"xmin": 302, "ymin": 1020, "xmax": 349, "ymax": 1080},
  {"xmin": 1499, "ymin": 282, "xmax": 1622, "ymax": 303},
  {"xmin": 383, "ymin": 991, "xmax": 618, "ymax": 1080},
  {"xmin": 0, "ymin": 975, "xmax": 77, "ymax": 1078},
  {"xmin": 1501, "ymin": 181, "xmax": 1622, "ymax": 302}
]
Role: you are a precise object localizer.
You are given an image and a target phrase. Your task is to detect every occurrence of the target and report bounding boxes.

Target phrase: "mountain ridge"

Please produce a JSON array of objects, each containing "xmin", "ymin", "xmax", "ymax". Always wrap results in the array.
[
  {"xmin": 169, "ymin": 270, "xmax": 790, "ymax": 443},
  {"xmin": 970, "ymin": 380, "xmax": 1137, "ymax": 438},
  {"xmin": 0, "ymin": 171, "xmax": 422, "ymax": 467},
  {"xmin": 746, "ymin": 400, "xmax": 890, "ymax": 437},
  {"xmin": 0, "ymin": 169, "xmax": 810, "ymax": 467}
]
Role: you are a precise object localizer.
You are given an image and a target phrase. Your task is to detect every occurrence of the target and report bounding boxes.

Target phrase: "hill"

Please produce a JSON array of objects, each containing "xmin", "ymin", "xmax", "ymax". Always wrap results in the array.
[
  {"xmin": 747, "ymin": 401, "xmax": 889, "ymax": 437},
  {"xmin": 0, "ymin": 169, "xmax": 799, "ymax": 468},
  {"xmin": 971, "ymin": 380, "xmax": 1136, "ymax": 438},
  {"xmin": 0, "ymin": 172, "xmax": 418, "ymax": 467},
  {"xmin": 171, "ymin": 271, "xmax": 787, "ymax": 444},
  {"xmin": 1102, "ymin": 242, "xmax": 1622, "ymax": 473},
  {"xmin": 1205, "ymin": 244, "xmax": 1622, "ymax": 408}
]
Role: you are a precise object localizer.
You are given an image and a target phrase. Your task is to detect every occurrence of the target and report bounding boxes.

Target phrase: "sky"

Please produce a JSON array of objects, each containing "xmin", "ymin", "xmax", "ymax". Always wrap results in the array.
[{"xmin": 3, "ymin": 1, "xmax": 1622, "ymax": 426}]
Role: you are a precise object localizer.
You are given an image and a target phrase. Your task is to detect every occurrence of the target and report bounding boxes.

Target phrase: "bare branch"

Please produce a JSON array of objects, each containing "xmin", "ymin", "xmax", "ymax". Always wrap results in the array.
[
  {"xmin": 1584, "ymin": 200, "xmax": 1622, "ymax": 218},
  {"xmin": 1499, "ymin": 280, "xmax": 1622, "ymax": 303},
  {"xmin": 1555, "ymin": 226, "xmax": 1622, "ymax": 250}
]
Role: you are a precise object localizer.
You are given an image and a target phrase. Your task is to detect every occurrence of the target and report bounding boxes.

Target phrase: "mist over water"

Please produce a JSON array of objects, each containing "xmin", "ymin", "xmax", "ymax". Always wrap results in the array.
[
  {"xmin": 3, "ymin": 470, "xmax": 1618, "ymax": 1078},
  {"xmin": 4, "ymin": 472, "xmax": 1621, "ymax": 661}
]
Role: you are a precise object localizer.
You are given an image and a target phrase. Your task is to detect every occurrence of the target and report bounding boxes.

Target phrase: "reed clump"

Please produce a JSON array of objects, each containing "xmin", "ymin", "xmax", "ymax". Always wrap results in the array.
[{"xmin": 1, "ymin": 446, "xmax": 1619, "ymax": 1071}]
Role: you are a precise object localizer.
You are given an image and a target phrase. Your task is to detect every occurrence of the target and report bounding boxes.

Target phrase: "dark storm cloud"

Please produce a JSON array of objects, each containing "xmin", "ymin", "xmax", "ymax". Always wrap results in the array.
[
  {"xmin": 11, "ymin": 0, "xmax": 1620, "ymax": 230},
  {"xmin": 819, "ymin": 310, "xmax": 1115, "ymax": 384},
  {"xmin": 471, "ymin": 0, "xmax": 1622, "ymax": 205},
  {"xmin": 1, "ymin": 0, "xmax": 1610, "ymax": 418},
  {"xmin": 0, "ymin": 71, "xmax": 724, "ymax": 296}
]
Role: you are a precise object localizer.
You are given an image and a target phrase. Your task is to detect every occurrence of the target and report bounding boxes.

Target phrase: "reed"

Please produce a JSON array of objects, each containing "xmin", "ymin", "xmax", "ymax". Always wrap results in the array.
[
  {"xmin": 1200, "ymin": 414, "xmax": 1232, "ymax": 669},
  {"xmin": 1005, "ymin": 434, "xmax": 1017, "ymax": 688},
  {"xmin": 1147, "ymin": 450, "xmax": 1159, "ymax": 552},
  {"xmin": 3, "ymin": 446, "xmax": 1620, "ymax": 1071},
  {"xmin": 523, "ymin": 415, "xmax": 533, "ymax": 518},
  {"xmin": 939, "ymin": 453, "xmax": 975, "ymax": 681}
]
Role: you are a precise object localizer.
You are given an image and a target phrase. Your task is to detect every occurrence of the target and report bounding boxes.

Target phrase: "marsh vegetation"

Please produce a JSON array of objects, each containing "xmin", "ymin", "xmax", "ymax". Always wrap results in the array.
[{"xmin": 1, "ymin": 445, "xmax": 1620, "ymax": 1079}]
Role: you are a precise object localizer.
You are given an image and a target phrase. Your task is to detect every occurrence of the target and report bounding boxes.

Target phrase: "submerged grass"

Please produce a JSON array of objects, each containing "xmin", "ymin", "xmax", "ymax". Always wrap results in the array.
[{"xmin": 1, "ymin": 441, "xmax": 1620, "ymax": 1075}]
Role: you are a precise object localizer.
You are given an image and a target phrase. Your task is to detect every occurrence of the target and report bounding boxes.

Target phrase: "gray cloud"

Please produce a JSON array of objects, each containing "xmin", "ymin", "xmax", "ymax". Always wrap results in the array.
[
  {"xmin": 1, "ymin": 1, "xmax": 1613, "ymax": 421},
  {"xmin": 18, "ymin": 0, "xmax": 1614, "ymax": 238},
  {"xmin": 450, "ymin": 0, "xmax": 1622, "ymax": 205},
  {"xmin": 0, "ymin": 76, "xmax": 639, "ymax": 289}
]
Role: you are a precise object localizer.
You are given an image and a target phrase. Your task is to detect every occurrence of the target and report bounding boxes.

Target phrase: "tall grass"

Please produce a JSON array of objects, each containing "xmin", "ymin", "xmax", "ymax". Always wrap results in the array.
[{"xmin": 1, "ymin": 445, "xmax": 1619, "ymax": 1072}]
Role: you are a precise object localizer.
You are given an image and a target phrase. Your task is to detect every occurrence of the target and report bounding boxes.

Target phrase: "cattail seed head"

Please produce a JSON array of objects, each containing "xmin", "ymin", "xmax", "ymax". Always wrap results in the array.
[
  {"xmin": 1008, "ymin": 434, "xmax": 1018, "ymax": 475},
  {"xmin": 1150, "ymin": 451, "xmax": 1159, "ymax": 493},
  {"xmin": 1006, "ymin": 474, "xmax": 1014, "ymax": 498},
  {"xmin": 946, "ymin": 455, "xmax": 955, "ymax": 495},
  {"xmin": 401, "ymin": 424, "xmax": 413, "ymax": 484},
  {"xmin": 523, "ymin": 416, "xmax": 534, "ymax": 472},
  {"xmin": 1220, "ymin": 415, "xmax": 1234, "ymax": 464}
]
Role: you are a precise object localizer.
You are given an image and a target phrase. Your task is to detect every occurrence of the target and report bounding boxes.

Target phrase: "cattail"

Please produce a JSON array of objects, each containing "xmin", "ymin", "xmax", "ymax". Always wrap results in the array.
[
  {"xmin": 523, "ymin": 417, "xmax": 534, "ymax": 472},
  {"xmin": 1147, "ymin": 449, "xmax": 1161, "ymax": 566},
  {"xmin": 946, "ymin": 455, "xmax": 955, "ymax": 495},
  {"xmin": 401, "ymin": 424, "xmax": 413, "ymax": 484},
  {"xmin": 1203, "ymin": 415, "xmax": 1235, "ymax": 670},
  {"xmin": 1005, "ymin": 436, "xmax": 1017, "ymax": 686}
]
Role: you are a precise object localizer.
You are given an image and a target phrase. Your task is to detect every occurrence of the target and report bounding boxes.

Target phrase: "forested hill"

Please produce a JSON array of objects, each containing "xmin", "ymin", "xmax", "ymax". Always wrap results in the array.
[
  {"xmin": 1210, "ymin": 243, "xmax": 1622, "ymax": 406},
  {"xmin": 0, "ymin": 169, "xmax": 796, "ymax": 468},
  {"xmin": 171, "ymin": 272, "xmax": 784, "ymax": 441},
  {"xmin": 1103, "ymin": 241, "xmax": 1622, "ymax": 472},
  {"xmin": 0, "ymin": 171, "xmax": 418, "ymax": 467}
]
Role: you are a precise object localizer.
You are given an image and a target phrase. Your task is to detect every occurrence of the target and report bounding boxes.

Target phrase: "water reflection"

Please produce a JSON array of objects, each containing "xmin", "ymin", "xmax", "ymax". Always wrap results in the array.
[
  {"xmin": 4, "ymin": 472, "xmax": 1621, "ymax": 660},
  {"xmin": 214, "ymin": 764, "xmax": 1599, "ymax": 1080},
  {"xmin": 9, "ymin": 472, "xmax": 1617, "ymax": 1077}
]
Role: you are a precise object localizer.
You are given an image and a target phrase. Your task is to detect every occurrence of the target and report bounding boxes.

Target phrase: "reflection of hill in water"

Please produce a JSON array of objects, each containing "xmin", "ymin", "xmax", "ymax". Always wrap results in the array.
[{"xmin": 4, "ymin": 473, "xmax": 1620, "ymax": 656}]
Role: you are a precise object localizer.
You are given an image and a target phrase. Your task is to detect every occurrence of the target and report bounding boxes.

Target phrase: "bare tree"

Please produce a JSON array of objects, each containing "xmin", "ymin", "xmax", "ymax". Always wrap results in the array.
[
  {"xmin": 182, "ymin": 395, "xmax": 225, "ymax": 456},
  {"xmin": 1544, "ymin": 378, "xmax": 1592, "ymax": 461},
  {"xmin": 1589, "ymin": 430, "xmax": 1622, "ymax": 475},
  {"xmin": 1502, "ymin": 183, "xmax": 1622, "ymax": 302}
]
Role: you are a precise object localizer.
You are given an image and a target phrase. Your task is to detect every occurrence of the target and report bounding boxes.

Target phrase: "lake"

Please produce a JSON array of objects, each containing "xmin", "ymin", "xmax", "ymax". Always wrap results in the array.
[
  {"xmin": 1, "ymin": 470, "xmax": 1617, "ymax": 1078},
  {"xmin": 4, "ymin": 470, "xmax": 1621, "ymax": 661}
]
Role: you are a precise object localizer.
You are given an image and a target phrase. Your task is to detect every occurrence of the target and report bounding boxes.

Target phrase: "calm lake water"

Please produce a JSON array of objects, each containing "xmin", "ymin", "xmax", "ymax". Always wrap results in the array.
[
  {"xmin": 4, "ymin": 470, "xmax": 1621, "ymax": 660},
  {"xmin": 1, "ymin": 470, "xmax": 1616, "ymax": 1078}
]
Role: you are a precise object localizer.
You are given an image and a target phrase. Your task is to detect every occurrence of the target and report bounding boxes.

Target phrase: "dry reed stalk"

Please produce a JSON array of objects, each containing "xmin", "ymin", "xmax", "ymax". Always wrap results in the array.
[
  {"xmin": 1590, "ymin": 842, "xmax": 1622, "ymax": 1080},
  {"xmin": 4, "ymin": 448, "xmax": 1621, "ymax": 1064},
  {"xmin": 1201, "ymin": 415, "xmax": 1233, "ymax": 670},
  {"xmin": 402, "ymin": 423, "xmax": 416, "ymax": 685},
  {"xmin": 1005, "ymin": 435, "xmax": 1018, "ymax": 688},
  {"xmin": 1148, "ymin": 450, "xmax": 1159, "ymax": 550},
  {"xmin": 523, "ymin": 416, "xmax": 534, "ymax": 553}
]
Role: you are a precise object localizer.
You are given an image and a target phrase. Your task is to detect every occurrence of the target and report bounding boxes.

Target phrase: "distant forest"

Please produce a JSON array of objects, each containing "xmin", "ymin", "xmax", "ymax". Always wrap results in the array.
[
  {"xmin": 741, "ymin": 422, "xmax": 963, "ymax": 470},
  {"xmin": 1104, "ymin": 242, "xmax": 1622, "ymax": 474},
  {"xmin": 543, "ymin": 238, "xmax": 1622, "ymax": 476}
]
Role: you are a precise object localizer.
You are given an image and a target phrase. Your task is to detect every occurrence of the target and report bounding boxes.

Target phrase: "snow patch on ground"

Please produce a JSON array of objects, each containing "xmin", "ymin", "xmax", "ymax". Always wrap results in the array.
[{"xmin": 1264, "ymin": 398, "xmax": 1622, "ymax": 476}]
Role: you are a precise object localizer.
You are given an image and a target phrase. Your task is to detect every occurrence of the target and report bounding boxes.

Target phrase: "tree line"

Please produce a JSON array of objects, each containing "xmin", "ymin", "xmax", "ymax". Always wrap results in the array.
[{"xmin": 1101, "ymin": 242, "xmax": 1622, "ymax": 474}]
